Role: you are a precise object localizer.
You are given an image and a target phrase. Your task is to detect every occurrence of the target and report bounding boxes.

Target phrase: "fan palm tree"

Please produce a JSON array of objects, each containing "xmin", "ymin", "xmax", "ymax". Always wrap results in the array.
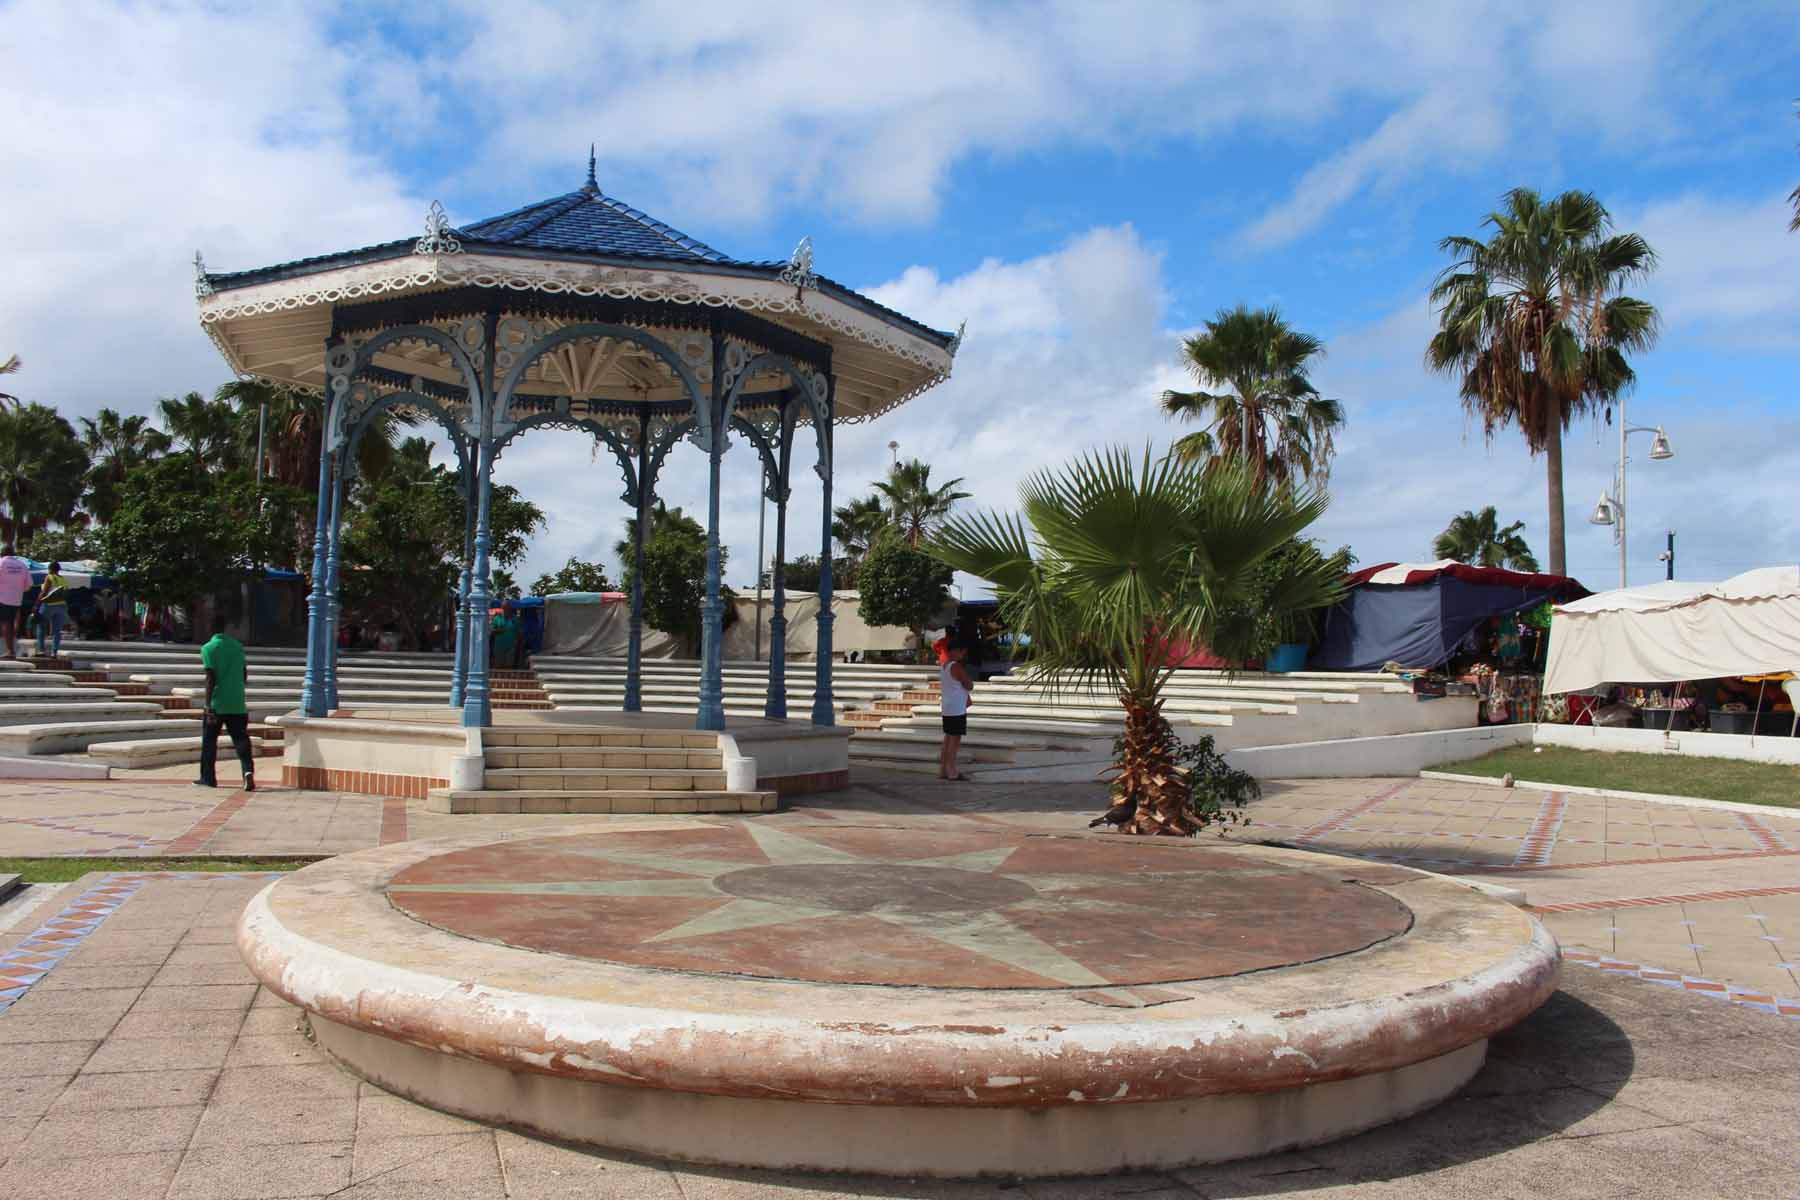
[
  {"xmin": 1160, "ymin": 306, "xmax": 1346, "ymax": 487},
  {"xmin": 929, "ymin": 448, "xmax": 1342, "ymax": 836},
  {"xmin": 831, "ymin": 494, "xmax": 889, "ymax": 560},
  {"xmin": 0, "ymin": 355, "xmax": 21, "ymax": 407},
  {"xmin": 1433, "ymin": 507, "xmax": 1540, "ymax": 572},
  {"xmin": 79, "ymin": 408, "xmax": 172, "ymax": 523},
  {"xmin": 873, "ymin": 458, "xmax": 970, "ymax": 547},
  {"xmin": 0, "ymin": 404, "xmax": 91, "ymax": 545},
  {"xmin": 1428, "ymin": 188, "xmax": 1659, "ymax": 578},
  {"xmin": 158, "ymin": 391, "xmax": 241, "ymax": 473},
  {"xmin": 217, "ymin": 378, "xmax": 408, "ymax": 491}
]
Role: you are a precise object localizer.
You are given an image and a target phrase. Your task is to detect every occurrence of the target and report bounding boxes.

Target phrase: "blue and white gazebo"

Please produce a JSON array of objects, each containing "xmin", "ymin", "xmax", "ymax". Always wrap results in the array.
[{"xmin": 195, "ymin": 158, "xmax": 958, "ymax": 731}]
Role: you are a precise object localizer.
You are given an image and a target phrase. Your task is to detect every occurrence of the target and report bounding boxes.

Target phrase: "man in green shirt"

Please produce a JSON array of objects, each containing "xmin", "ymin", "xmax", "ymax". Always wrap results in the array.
[{"xmin": 196, "ymin": 618, "xmax": 254, "ymax": 791}]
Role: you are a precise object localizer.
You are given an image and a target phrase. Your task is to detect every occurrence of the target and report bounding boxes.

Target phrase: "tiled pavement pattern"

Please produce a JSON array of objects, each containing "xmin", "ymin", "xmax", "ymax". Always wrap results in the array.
[
  {"xmin": 1, "ymin": 872, "xmax": 1797, "ymax": 1198},
  {"xmin": 5, "ymin": 770, "xmax": 1799, "ymax": 1014}
]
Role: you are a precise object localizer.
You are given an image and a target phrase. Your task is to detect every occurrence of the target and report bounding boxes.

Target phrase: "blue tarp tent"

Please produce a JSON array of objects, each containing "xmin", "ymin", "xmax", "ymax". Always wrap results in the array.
[{"xmin": 1310, "ymin": 561, "xmax": 1588, "ymax": 672}]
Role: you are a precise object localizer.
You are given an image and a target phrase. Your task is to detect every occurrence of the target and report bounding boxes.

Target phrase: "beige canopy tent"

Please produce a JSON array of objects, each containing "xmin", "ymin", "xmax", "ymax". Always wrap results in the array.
[
  {"xmin": 541, "ymin": 591, "xmax": 928, "ymax": 659},
  {"xmin": 1542, "ymin": 566, "xmax": 1800, "ymax": 695}
]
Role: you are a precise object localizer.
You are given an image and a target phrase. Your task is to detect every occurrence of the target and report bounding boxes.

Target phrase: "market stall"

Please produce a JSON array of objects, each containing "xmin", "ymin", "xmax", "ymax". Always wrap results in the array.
[{"xmin": 1542, "ymin": 566, "xmax": 1800, "ymax": 734}]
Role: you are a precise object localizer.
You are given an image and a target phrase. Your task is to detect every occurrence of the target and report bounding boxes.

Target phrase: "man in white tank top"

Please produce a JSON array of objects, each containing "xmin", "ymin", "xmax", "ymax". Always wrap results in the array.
[{"xmin": 939, "ymin": 639, "xmax": 975, "ymax": 781}]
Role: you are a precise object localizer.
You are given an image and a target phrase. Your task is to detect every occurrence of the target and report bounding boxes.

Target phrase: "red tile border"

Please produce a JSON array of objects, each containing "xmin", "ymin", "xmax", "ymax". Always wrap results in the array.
[
  {"xmin": 165, "ymin": 788, "xmax": 255, "ymax": 854},
  {"xmin": 1737, "ymin": 812, "xmax": 1792, "ymax": 853},
  {"xmin": 1527, "ymin": 883, "xmax": 1800, "ymax": 914},
  {"xmin": 379, "ymin": 795, "xmax": 409, "ymax": 845},
  {"xmin": 1295, "ymin": 780, "xmax": 1411, "ymax": 844},
  {"xmin": 1513, "ymin": 791, "xmax": 1567, "ymax": 867}
]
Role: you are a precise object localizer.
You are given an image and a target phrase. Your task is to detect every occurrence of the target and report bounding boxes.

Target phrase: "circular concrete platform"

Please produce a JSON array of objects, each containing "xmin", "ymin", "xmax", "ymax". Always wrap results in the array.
[{"xmin": 238, "ymin": 821, "xmax": 1560, "ymax": 1178}]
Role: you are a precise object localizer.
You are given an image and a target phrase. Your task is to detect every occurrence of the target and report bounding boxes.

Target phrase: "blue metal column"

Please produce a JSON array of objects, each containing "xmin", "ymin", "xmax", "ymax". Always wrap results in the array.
[
  {"xmin": 460, "ymin": 436, "xmax": 495, "ymax": 728},
  {"xmin": 461, "ymin": 309, "xmax": 499, "ymax": 729},
  {"xmin": 448, "ymin": 471, "xmax": 474, "ymax": 708},
  {"xmin": 764, "ymin": 399, "xmax": 795, "ymax": 719},
  {"xmin": 624, "ymin": 406, "xmax": 650, "ymax": 713},
  {"xmin": 322, "ymin": 460, "xmax": 349, "ymax": 710},
  {"xmin": 298, "ymin": 391, "xmax": 336, "ymax": 718},
  {"xmin": 696, "ymin": 331, "xmax": 727, "ymax": 731},
  {"xmin": 811, "ymin": 380, "xmax": 836, "ymax": 726}
]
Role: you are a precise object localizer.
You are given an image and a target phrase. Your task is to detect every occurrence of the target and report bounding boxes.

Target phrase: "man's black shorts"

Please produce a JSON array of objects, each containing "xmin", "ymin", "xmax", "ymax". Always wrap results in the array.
[
  {"xmin": 941, "ymin": 714, "xmax": 967, "ymax": 736},
  {"xmin": 0, "ymin": 603, "xmax": 15, "ymax": 626}
]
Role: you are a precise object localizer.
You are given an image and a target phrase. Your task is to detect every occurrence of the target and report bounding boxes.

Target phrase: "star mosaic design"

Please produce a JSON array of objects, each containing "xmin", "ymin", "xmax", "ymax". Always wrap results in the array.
[{"xmin": 385, "ymin": 823, "xmax": 1412, "ymax": 990}]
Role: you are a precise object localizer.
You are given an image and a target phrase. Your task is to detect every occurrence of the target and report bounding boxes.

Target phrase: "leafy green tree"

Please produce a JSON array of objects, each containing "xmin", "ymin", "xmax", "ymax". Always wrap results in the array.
[
  {"xmin": 1428, "ymin": 188, "xmax": 1658, "ymax": 577},
  {"xmin": 338, "ymin": 446, "xmax": 543, "ymax": 646},
  {"xmin": 856, "ymin": 540, "xmax": 953, "ymax": 654},
  {"xmin": 490, "ymin": 570, "xmax": 522, "ymax": 601},
  {"xmin": 1160, "ymin": 305, "xmax": 1345, "ymax": 486},
  {"xmin": 619, "ymin": 506, "xmax": 730, "ymax": 655},
  {"xmin": 79, "ymin": 408, "xmax": 171, "ymax": 523},
  {"xmin": 873, "ymin": 459, "xmax": 970, "ymax": 547},
  {"xmin": 532, "ymin": 557, "xmax": 613, "ymax": 596},
  {"xmin": 22, "ymin": 528, "xmax": 94, "ymax": 563},
  {"xmin": 832, "ymin": 494, "xmax": 889, "ymax": 560},
  {"xmin": 1216, "ymin": 536, "xmax": 1356, "ymax": 661},
  {"xmin": 1433, "ymin": 507, "xmax": 1539, "ymax": 571},
  {"xmin": 929, "ymin": 449, "xmax": 1342, "ymax": 836},
  {"xmin": 760, "ymin": 553, "xmax": 858, "ymax": 593},
  {"xmin": 0, "ymin": 403, "xmax": 90, "ymax": 545},
  {"xmin": 96, "ymin": 455, "xmax": 306, "ymax": 614}
]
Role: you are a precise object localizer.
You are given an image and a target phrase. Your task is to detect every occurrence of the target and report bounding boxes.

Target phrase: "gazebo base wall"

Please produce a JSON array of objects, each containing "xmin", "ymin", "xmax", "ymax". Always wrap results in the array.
[
  {"xmin": 273, "ymin": 709, "xmax": 849, "ymax": 801},
  {"xmin": 310, "ymin": 1014, "xmax": 1484, "ymax": 1178}
]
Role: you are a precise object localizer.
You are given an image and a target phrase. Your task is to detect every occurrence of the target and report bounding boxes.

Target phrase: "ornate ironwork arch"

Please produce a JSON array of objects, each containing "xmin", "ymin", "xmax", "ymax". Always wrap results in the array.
[
  {"xmin": 728, "ymin": 412, "xmax": 784, "ymax": 504},
  {"xmin": 492, "ymin": 412, "xmax": 640, "ymax": 507},
  {"xmin": 341, "ymin": 389, "xmax": 469, "ymax": 482},
  {"xmin": 494, "ymin": 323, "xmax": 707, "ymax": 447},
  {"xmin": 343, "ymin": 324, "xmax": 485, "ymax": 435},
  {"xmin": 643, "ymin": 415, "xmax": 697, "ymax": 509}
]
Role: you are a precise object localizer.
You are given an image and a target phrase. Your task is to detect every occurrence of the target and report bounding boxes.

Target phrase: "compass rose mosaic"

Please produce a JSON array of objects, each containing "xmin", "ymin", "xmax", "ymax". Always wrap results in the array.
[{"xmin": 386, "ymin": 824, "xmax": 1413, "ymax": 989}]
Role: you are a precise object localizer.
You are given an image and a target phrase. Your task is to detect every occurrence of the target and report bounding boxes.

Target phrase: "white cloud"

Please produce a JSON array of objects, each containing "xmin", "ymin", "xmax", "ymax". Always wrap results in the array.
[{"xmin": 1627, "ymin": 191, "xmax": 1800, "ymax": 349}]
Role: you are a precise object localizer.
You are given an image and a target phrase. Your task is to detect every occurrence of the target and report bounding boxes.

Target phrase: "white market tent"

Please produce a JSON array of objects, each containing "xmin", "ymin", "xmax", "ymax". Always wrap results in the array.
[{"xmin": 1542, "ymin": 566, "xmax": 1800, "ymax": 695}]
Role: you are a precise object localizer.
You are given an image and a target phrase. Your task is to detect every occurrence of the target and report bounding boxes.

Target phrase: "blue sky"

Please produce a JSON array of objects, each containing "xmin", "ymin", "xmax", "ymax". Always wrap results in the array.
[{"xmin": 3, "ymin": 0, "xmax": 1797, "ymax": 591}]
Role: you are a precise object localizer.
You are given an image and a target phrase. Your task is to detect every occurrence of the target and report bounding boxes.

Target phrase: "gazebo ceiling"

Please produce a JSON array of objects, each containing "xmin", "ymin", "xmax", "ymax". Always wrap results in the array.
[{"xmin": 195, "ymin": 171, "xmax": 959, "ymax": 423}]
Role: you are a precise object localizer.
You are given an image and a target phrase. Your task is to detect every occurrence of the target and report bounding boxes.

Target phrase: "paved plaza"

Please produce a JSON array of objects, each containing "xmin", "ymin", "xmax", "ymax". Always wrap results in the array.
[{"xmin": 3, "ymin": 771, "xmax": 1798, "ymax": 1195}]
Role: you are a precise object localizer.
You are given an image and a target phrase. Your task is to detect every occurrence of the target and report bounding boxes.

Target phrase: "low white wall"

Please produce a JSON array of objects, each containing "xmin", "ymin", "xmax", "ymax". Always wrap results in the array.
[
  {"xmin": 279, "ymin": 717, "xmax": 474, "ymax": 783},
  {"xmin": 0, "ymin": 754, "xmax": 112, "ymax": 780},
  {"xmin": 1226, "ymin": 726, "xmax": 1532, "ymax": 779},
  {"xmin": 1532, "ymin": 722, "xmax": 1800, "ymax": 766}
]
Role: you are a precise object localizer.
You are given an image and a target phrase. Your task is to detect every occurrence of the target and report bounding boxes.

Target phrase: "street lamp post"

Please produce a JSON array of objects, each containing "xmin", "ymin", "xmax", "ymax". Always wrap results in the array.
[{"xmin": 1587, "ymin": 395, "xmax": 1674, "ymax": 589}]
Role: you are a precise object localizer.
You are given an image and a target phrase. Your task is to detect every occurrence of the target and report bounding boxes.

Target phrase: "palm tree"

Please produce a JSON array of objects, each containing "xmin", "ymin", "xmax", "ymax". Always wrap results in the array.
[
  {"xmin": 1428, "ymin": 188, "xmax": 1659, "ymax": 578},
  {"xmin": 1160, "ymin": 305, "xmax": 1346, "ymax": 486},
  {"xmin": 873, "ymin": 458, "xmax": 970, "ymax": 547},
  {"xmin": 158, "ymin": 392, "xmax": 241, "ymax": 473},
  {"xmin": 0, "ymin": 355, "xmax": 20, "ymax": 407},
  {"xmin": 929, "ymin": 448, "xmax": 1342, "ymax": 836},
  {"xmin": 0, "ymin": 404, "xmax": 91, "ymax": 545},
  {"xmin": 831, "ymin": 494, "xmax": 889, "ymax": 560},
  {"xmin": 1433, "ymin": 507, "xmax": 1540, "ymax": 572},
  {"xmin": 217, "ymin": 379, "xmax": 407, "ymax": 490},
  {"xmin": 79, "ymin": 408, "xmax": 171, "ymax": 523},
  {"xmin": 490, "ymin": 569, "xmax": 522, "ymax": 602}
]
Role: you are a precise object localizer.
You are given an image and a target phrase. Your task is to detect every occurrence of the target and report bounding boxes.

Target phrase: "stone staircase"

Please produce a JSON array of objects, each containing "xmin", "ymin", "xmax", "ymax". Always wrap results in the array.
[{"xmin": 427, "ymin": 725, "xmax": 775, "ymax": 815}]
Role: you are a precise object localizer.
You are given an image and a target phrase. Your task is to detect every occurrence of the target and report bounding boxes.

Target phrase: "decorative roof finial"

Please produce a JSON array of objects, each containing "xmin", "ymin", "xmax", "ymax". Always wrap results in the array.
[
  {"xmin": 193, "ymin": 251, "xmax": 215, "ymax": 299},
  {"xmin": 948, "ymin": 320, "xmax": 966, "ymax": 355},
  {"xmin": 586, "ymin": 144, "xmax": 598, "ymax": 190},
  {"xmin": 415, "ymin": 200, "xmax": 463, "ymax": 256},
  {"xmin": 778, "ymin": 235, "xmax": 817, "ymax": 292}
]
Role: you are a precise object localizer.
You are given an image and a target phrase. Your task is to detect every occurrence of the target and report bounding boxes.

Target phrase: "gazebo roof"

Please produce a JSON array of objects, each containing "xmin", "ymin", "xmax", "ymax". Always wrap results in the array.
[{"xmin": 196, "ymin": 166, "xmax": 959, "ymax": 423}]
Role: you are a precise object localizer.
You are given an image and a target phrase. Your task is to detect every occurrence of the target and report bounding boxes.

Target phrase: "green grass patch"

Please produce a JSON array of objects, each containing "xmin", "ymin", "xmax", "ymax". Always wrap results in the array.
[
  {"xmin": 0, "ymin": 856, "xmax": 326, "ymax": 883},
  {"xmin": 1439, "ymin": 746, "xmax": 1800, "ymax": 809}
]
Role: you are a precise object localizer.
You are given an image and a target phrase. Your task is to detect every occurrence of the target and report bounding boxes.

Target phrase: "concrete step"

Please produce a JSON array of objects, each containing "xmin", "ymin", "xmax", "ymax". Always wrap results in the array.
[
  {"xmin": 0, "ymin": 873, "xmax": 21, "ymax": 905},
  {"xmin": 483, "ymin": 767, "xmax": 729, "ymax": 791},
  {"xmin": 89, "ymin": 730, "xmax": 286, "ymax": 769},
  {"xmin": 485, "ymin": 747, "xmax": 724, "ymax": 770},
  {"xmin": 0, "ymin": 702, "xmax": 164, "ymax": 728},
  {"xmin": 425, "ymin": 789, "xmax": 777, "ymax": 815},
  {"xmin": 483, "ymin": 728, "xmax": 720, "ymax": 750},
  {"xmin": 0, "ymin": 717, "xmax": 204, "ymax": 756},
  {"xmin": 0, "ymin": 687, "xmax": 119, "ymax": 703}
]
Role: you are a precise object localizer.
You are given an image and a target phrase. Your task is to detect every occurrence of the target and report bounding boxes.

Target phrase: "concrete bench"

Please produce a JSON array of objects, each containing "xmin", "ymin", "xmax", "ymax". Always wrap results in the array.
[{"xmin": 88, "ymin": 730, "xmax": 285, "ymax": 769}]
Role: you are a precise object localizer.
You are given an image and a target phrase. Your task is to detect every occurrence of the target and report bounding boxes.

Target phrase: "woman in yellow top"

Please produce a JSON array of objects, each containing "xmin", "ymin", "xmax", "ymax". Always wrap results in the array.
[{"xmin": 34, "ymin": 561, "xmax": 69, "ymax": 657}]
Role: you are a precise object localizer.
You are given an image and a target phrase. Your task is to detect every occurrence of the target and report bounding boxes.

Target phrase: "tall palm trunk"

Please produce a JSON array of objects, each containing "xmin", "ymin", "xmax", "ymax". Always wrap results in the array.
[
  {"xmin": 1097, "ymin": 691, "xmax": 1200, "ymax": 836},
  {"xmin": 1544, "ymin": 419, "xmax": 1565, "ymax": 578}
]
